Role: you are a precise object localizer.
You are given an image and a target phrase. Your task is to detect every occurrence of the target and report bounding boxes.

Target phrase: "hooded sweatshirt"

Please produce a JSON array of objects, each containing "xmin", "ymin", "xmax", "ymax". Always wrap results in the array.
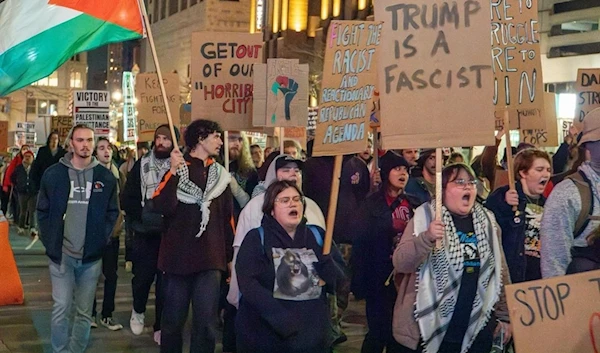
[
  {"xmin": 61, "ymin": 154, "xmax": 99, "ymax": 259},
  {"xmin": 227, "ymin": 154, "xmax": 326, "ymax": 308}
]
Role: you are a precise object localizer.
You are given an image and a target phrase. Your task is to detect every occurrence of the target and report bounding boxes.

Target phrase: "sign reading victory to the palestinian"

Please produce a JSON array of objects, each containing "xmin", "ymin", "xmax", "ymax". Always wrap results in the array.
[
  {"xmin": 253, "ymin": 59, "xmax": 309, "ymax": 127},
  {"xmin": 191, "ymin": 32, "xmax": 263, "ymax": 131},
  {"xmin": 574, "ymin": 69, "xmax": 600, "ymax": 129},
  {"xmin": 375, "ymin": 0, "xmax": 495, "ymax": 149},
  {"xmin": 506, "ymin": 269, "xmax": 600, "ymax": 353},
  {"xmin": 312, "ymin": 21, "xmax": 381, "ymax": 156},
  {"xmin": 73, "ymin": 90, "xmax": 110, "ymax": 137},
  {"xmin": 491, "ymin": 0, "xmax": 545, "ymax": 129},
  {"xmin": 135, "ymin": 73, "xmax": 180, "ymax": 142}
]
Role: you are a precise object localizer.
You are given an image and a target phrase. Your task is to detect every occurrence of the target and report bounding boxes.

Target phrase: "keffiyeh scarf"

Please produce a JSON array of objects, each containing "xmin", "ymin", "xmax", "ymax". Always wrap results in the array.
[
  {"xmin": 175, "ymin": 160, "xmax": 230, "ymax": 237},
  {"xmin": 140, "ymin": 152, "xmax": 171, "ymax": 206},
  {"xmin": 413, "ymin": 202, "xmax": 503, "ymax": 353}
]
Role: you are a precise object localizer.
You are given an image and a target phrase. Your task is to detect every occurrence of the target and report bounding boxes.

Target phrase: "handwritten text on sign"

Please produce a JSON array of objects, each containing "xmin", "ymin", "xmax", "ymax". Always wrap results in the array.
[
  {"xmin": 375, "ymin": 0, "xmax": 494, "ymax": 149},
  {"xmin": 191, "ymin": 33, "xmax": 263, "ymax": 131},
  {"xmin": 575, "ymin": 69, "xmax": 600, "ymax": 128},
  {"xmin": 135, "ymin": 73, "xmax": 179, "ymax": 142},
  {"xmin": 491, "ymin": 0, "xmax": 544, "ymax": 113},
  {"xmin": 313, "ymin": 21, "xmax": 381, "ymax": 156},
  {"xmin": 506, "ymin": 269, "xmax": 600, "ymax": 353}
]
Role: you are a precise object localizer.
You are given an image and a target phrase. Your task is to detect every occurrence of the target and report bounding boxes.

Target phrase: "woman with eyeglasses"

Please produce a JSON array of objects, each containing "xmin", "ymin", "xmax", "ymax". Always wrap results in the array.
[
  {"xmin": 485, "ymin": 149, "xmax": 552, "ymax": 283},
  {"xmin": 235, "ymin": 180, "xmax": 342, "ymax": 353},
  {"xmin": 392, "ymin": 163, "xmax": 511, "ymax": 353}
]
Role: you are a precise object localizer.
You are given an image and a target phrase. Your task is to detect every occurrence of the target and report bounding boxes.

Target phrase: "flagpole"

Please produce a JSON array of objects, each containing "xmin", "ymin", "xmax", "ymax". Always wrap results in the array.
[{"xmin": 137, "ymin": 0, "xmax": 179, "ymax": 152}]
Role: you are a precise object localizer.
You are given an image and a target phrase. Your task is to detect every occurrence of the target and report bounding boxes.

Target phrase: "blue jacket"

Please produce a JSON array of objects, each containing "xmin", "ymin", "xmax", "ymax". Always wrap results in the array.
[
  {"xmin": 37, "ymin": 160, "xmax": 119, "ymax": 264},
  {"xmin": 485, "ymin": 183, "xmax": 545, "ymax": 283},
  {"xmin": 405, "ymin": 177, "xmax": 432, "ymax": 207}
]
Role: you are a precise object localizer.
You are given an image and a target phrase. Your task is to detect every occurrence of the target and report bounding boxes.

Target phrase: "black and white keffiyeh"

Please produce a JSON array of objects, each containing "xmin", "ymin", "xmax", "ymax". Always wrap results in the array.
[
  {"xmin": 175, "ymin": 160, "xmax": 230, "ymax": 237},
  {"xmin": 140, "ymin": 152, "xmax": 171, "ymax": 206},
  {"xmin": 412, "ymin": 202, "xmax": 503, "ymax": 353}
]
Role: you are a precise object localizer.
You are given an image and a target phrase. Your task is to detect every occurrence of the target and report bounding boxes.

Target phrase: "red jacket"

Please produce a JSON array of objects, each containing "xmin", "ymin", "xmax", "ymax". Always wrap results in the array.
[{"xmin": 3, "ymin": 154, "xmax": 23, "ymax": 190}]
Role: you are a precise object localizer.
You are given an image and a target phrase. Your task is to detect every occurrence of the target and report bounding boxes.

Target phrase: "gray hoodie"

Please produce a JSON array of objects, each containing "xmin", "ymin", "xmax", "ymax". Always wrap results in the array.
[
  {"xmin": 61, "ymin": 153, "xmax": 99, "ymax": 259},
  {"xmin": 540, "ymin": 162, "xmax": 600, "ymax": 278}
]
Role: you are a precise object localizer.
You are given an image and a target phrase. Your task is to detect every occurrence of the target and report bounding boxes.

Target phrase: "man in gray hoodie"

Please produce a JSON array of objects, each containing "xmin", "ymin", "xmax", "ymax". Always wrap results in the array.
[
  {"xmin": 541, "ymin": 108, "xmax": 600, "ymax": 278},
  {"xmin": 37, "ymin": 124, "xmax": 118, "ymax": 353}
]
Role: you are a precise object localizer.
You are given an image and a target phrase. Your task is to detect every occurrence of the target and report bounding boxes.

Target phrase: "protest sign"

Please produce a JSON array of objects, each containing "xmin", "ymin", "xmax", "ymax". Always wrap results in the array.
[
  {"xmin": 574, "ymin": 69, "xmax": 600, "ymax": 129},
  {"xmin": 253, "ymin": 59, "xmax": 309, "ymax": 128},
  {"xmin": 135, "ymin": 73, "xmax": 180, "ymax": 142},
  {"xmin": 506, "ymin": 269, "xmax": 600, "ymax": 353},
  {"xmin": 519, "ymin": 93, "xmax": 557, "ymax": 147},
  {"xmin": 73, "ymin": 90, "xmax": 110, "ymax": 137},
  {"xmin": 191, "ymin": 32, "xmax": 263, "ymax": 131},
  {"xmin": 491, "ymin": 0, "xmax": 545, "ymax": 129},
  {"xmin": 313, "ymin": 21, "xmax": 381, "ymax": 156},
  {"xmin": 51, "ymin": 116, "xmax": 73, "ymax": 144},
  {"xmin": 15, "ymin": 122, "xmax": 36, "ymax": 146},
  {"xmin": 122, "ymin": 72, "xmax": 137, "ymax": 142},
  {"xmin": 369, "ymin": 89, "xmax": 380, "ymax": 128},
  {"xmin": 0, "ymin": 121, "xmax": 8, "ymax": 153},
  {"xmin": 375, "ymin": 0, "xmax": 494, "ymax": 149},
  {"xmin": 307, "ymin": 107, "xmax": 318, "ymax": 141},
  {"xmin": 559, "ymin": 119, "xmax": 573, "ymax": 140}
]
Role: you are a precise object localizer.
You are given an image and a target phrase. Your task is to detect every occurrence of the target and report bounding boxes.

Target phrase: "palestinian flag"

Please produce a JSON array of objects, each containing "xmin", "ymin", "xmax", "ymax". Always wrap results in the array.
[{"xmin": 0, "ymin": 0, "xmax": 144, "ymax": 96}]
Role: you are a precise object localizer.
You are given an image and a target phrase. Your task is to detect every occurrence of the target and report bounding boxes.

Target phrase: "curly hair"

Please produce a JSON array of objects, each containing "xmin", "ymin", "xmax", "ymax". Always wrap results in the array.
[{"xmin": 184, "ymin": 119, "xmax": 222, "ymax": 149}]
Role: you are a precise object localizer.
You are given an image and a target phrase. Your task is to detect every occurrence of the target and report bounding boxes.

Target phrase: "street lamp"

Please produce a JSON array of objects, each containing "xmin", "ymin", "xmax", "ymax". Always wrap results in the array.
[{"xmin": 112, "ymin": 91, "xmax": 122, "ymax": 102}]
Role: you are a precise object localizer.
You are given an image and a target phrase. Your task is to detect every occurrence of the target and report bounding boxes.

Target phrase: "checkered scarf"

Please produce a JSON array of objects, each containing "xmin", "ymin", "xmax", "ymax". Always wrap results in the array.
[
  {"xmin": 140, "ymin": 151, "xmax": 170, "ymax": 206},
  {"xmin": 412, "ymin": 202, "xmax": 503, "ymax": 353},
  {"xmin": 175, "ymin": 159, "xmax": 230, "ymax": 237}
]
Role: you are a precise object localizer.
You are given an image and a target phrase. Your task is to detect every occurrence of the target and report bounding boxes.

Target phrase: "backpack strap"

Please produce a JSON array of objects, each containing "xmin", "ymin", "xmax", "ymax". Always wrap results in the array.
[
  {"xmin": 258, "ymin": 226, "xmax": 266, "ymax": 255},
  {"xmin": 567, "ymin": 171, "xmax": 594, "ymax": 238},
  {"xmin": 307, "ymin": 225, "xmax": 324, "ymax": 247}
]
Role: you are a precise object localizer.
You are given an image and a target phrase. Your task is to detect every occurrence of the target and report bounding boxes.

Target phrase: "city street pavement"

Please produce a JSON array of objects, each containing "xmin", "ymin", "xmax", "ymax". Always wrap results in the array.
[{"xmin": 0, "ymin": 226, "xmax": 368, "ymax": 353}]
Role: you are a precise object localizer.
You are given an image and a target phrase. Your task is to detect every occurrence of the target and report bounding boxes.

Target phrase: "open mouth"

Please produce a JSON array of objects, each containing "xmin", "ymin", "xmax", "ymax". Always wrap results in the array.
[
  {"xmin": 399, "ymin": 176, "xmax": 407, "ymax": 183},
  {"xmin": 539, "ymin": 179, "xmax": 549, "ymax": 186},
  {"xmin": 289, "ymin": 210, "xmax": 299, "ymax": 217},
  {"xmin": 462, "ymin": 193, "xmax": 471, "ymax": 202}
]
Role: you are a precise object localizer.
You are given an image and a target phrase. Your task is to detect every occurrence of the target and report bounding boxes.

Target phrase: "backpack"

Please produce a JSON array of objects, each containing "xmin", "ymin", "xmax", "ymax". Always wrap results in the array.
[{"xmin": 566, "ymin": 170, "xmax": 594, "ymax": 238}]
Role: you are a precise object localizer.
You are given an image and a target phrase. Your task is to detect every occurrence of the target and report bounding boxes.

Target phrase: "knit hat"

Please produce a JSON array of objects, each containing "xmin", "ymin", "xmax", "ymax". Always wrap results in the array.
[
  {"xmin": 380, "ymin": 151, "xmax": 410, "ymax": 184},
  {"xmin": 154, "ymin": 124, "xmax": 180, "ymax": 143},
  {"xmin": 579, "ymin": 108, "xmax": 600, "ymax": 146},
  {"xmin": 416, "ymin": 148, "xmax": 435, "ymax": 167}
]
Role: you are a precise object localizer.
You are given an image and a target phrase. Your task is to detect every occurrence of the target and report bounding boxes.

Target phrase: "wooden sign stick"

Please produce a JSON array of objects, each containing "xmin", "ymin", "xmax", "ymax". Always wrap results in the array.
[
  {"xmin": 503, "ymin": 109, "xmax": 519, "ymax": 215},
  {"xmin": 279, "ymin": 127, "xmax": 285, "ymax": 155},
  {"xmin": 138, "ymin": 0, "xmax": 179, "ymax": 152},
  {"xmin": 224, "ymin": 131, "xmax": 230, "ymax": 172},
  {"xmin": 435, "ymin": 148, "xmax": 443, "ymax": 249},
  {"xmin": 322, "ymin": 155, "xmax": 343, "ymax": 255}
]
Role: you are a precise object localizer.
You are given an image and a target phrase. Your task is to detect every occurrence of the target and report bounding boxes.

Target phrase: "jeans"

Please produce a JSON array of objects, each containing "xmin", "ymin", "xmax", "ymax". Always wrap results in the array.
[
  {"xmin": 161, "ymin": 270, "xmax": 222, "ymax": 353},
  {"xmin": 93, "ymin": 237, "xmax": 119, "ymax": 319},
  {"xmin": 17, "ymin": 192, "xmax": 36, "ymax": 229},
  {"xmin": 50, "ymin": 255, "xmax": 102, "ymax": 353},
  {"xmin": 132, "ymin": 233, "xmax": 163, "ymax": 331}
]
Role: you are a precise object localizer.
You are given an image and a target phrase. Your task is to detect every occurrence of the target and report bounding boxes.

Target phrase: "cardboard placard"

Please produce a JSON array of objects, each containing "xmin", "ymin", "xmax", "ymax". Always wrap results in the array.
[
  {"xmin": 491, "ymin": 0, "xmax": 545, "ymax": 129},
  {"xmin": 73, "ymin": 90, "xmax": 110, "ymax": 137},
  {"xmin": 135, "ymin": 73, "xmax": 180, "ymax": 142},
  {"xmin": 253, "ymin": 59, "xmax": 309, "ymax": 128},
  {"xmin": 51, "ymin": 116, "xmax": 74, "ymax": 144},
  {"xmin": 191, "ymin": 32, "xmax": 263, "ymax": 131},
  {"xmin": 506, "ymin": 269, "xmax": 600, "ymax": 353},
  {"xmin": 369, "ymin": 89, "xmax": 381, "ymax": 128},
  {"xmin": 0, "ymin": 121, "xmax": 8, "ymax": 153},
  {"xmin": 122, "ymin": 72, "xmax": 137, "ymax": 142},
  {"xmin": 519, "ymin": 93, "xmax": 558, "ymax": 147},
  {"xmin": 559, "ymin": 119, "xmax": 573, "ymax": 141},
  {"xmin": 313, "ymin": 21, "xmax": 382, "ymax": 156},
  {"xmin": 574, "ymin": 69, "xmax": 600, "ymax": 129},
  {"xmin": 375, "ymin": 0, "xmax": 494, "ymax": 149}
]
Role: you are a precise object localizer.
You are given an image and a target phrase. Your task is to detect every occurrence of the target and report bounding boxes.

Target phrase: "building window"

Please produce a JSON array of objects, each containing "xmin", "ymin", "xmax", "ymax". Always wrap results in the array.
[
  {"xmin": 70, "ymin": 54, "xmax": 80, "ymax": 61},
  {"xmin": 190, "ymin": 0, "xmax": 197, "ymax": 5},
  {"xmin": 70, "ymin": 72, "xmax": 83, "ymax": 88},
  {"xmin": 153, "ymin": 0, "xmax": 160, "ymax": 22},
  {"xmin": 31, "ymin": 71, "xmax": 58, "ymax": 87},
  {"xmin": 160, "ymin": 0, "xmax": 167, "ymax": 19},
  {"xmin": 26, "ymin": 99, "xmax": 36, "ymax": 114},
  {"xmin": 181, "ymin": 0, "xmax": 187, "ymax": 10},
  {"xmin": 169, "ymin": 0, "xmax": 178, "ymax": 14}
]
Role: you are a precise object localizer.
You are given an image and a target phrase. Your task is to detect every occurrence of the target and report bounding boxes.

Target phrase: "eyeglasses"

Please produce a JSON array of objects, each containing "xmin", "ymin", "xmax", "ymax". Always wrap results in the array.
[
  {"xmin": 275, "ymin": 195, "xmax": 304, "ymax": 205},
  {"xmin": 452, "ymin": 179, "xmax": 478, "ymax": 189}
]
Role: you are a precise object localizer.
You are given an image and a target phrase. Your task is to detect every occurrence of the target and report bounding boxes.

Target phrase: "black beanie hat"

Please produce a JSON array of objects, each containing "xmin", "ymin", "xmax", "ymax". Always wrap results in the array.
[{"xmin": 380, "ymin": 151, "xmax": 410, "ymax": 184}]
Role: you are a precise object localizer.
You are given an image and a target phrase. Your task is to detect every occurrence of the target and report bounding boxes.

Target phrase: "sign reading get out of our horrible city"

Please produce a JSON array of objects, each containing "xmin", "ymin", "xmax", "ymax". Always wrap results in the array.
[
  {"xmin": 73, "ymin": 90, "xmax": 110, "ymax": 137},
  {"xmin": 313, "ymin": 21, "xmax": 381, "ymax": 157}
]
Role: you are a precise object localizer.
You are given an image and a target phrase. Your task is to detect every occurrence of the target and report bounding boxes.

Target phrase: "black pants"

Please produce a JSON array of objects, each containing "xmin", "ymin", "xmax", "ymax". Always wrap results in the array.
[
  {"xmin": 132, "ymin": 233, "xmax": 163, "ymax": 332},
  {"xmin": 0, "ymin": 188, "xmax": 8, "ymax": 216},
  {"xmin": 124, "ymin": 222, "xmax": 134, "ymax": 262},
  {"xmin": 17, "ymin": 192, "xmax": 36, "ymax": 229},
  {"xmin": 222, "ymin": 302, "xmax": 237, "ymax": 352},
  {"xmin": 361, "ymin": 282, "xmax": 398, "ymax": 353},
  {"xmin": 93, "ymin": 237, "xmax": 120, "ymax": 318},
  {"xmin": 395, "ymin": 321, "xmax": 496, "ymax": 353},
  {"xmin": 161, "ymin": 270, "xmax": 222, "ymax": 353}
]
